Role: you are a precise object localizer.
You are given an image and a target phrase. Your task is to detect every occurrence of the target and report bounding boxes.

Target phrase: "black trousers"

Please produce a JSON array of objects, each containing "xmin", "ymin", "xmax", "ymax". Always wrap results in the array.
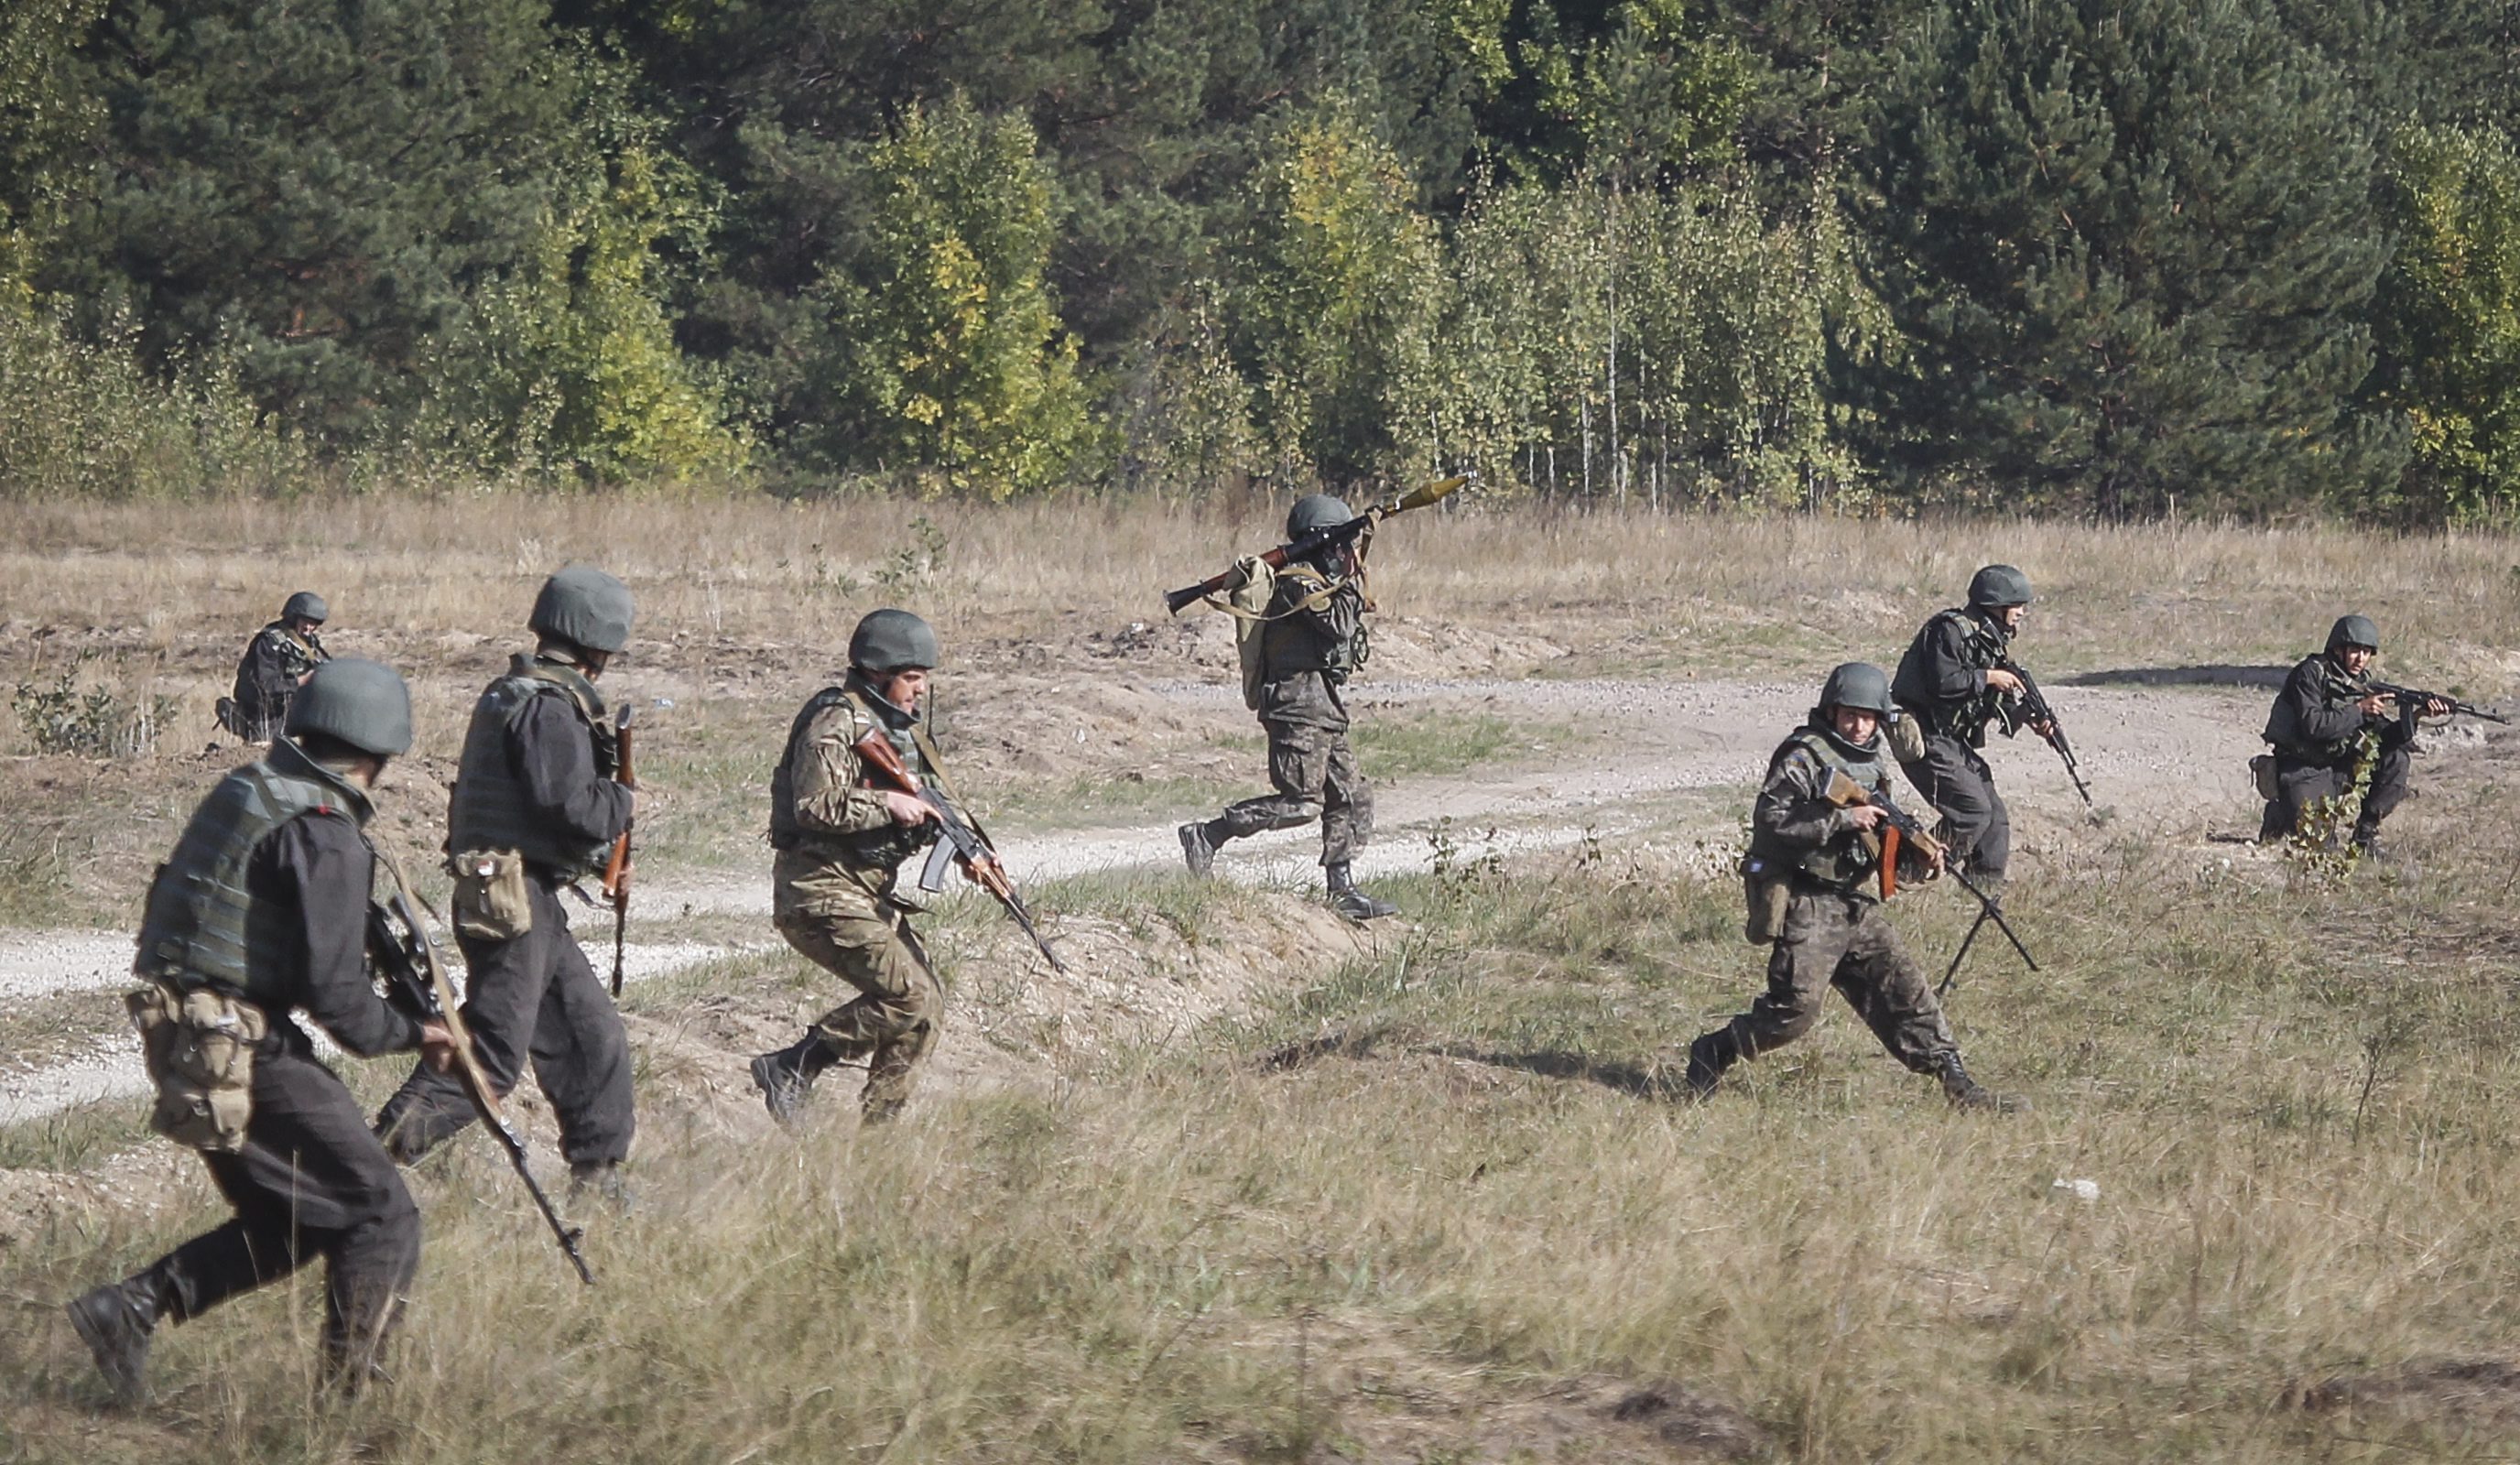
[
  {"xmin": 2257, "ymin": 743, "xmax": 2413, "ymax": 841},
  {"xmin": 375, "ymin": 877, "xmax": 635, "ymax": 1167},
  {"xmin": 145, "ymin": 1042, "xmax": 420, "ymax": 1369},
  {"xmin": 1899, "ymin": 732, "xmax": 2011, "ymax": 881}
]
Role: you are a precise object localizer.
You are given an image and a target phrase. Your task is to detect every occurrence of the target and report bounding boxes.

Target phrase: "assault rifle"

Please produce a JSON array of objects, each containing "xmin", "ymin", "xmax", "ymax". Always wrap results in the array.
[
  {"xmin": 1821, "ymin": 771, "xmax": 2038, "ymax": 995},
  {"xmin": 2365, "ymin": 681, "xmax": 2509, "ymax": 726},
  {"xmin": 853, "ymin": 730, "xmax": 1069, "ymax": 973},
  {"xmin": 367, "ymin": 854, "xmax": 595, "ymax": 1285},
  {"xmin": 1992, "ymin": 659, "xmax": 2093, "ymax": 808},
  {"xmin": 602, "ymin": 706, "xmax": 636, "ymax": 997},
  {"xmin": 1163, "ymin": 473, "xmax": 1472, "ymax": 615}
]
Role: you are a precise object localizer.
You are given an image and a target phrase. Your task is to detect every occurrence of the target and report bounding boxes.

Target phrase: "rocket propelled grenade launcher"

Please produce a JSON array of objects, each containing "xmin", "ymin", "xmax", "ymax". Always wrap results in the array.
[{"xmin": 1163, "ymin": 473, "xmax": 1473, "ymax": 616}]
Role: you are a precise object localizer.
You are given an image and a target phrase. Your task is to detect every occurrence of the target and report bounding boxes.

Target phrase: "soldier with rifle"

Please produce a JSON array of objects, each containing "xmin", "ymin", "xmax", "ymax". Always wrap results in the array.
[
  {"xmin": 374, "ymin": 567, "xmax": 639, "ymax": 1205},
  {"xmin": 2254, "ymin": 614, "xmax": 2492, "ymax": 856},
  {"xmin": 1169, "ymin": 483, "xmax": 1471, "ymax": 920},
  {"xmin": 69, "ymin": 659, "xmax": 458, "ymax": 1404},
  {"xmin": 1891, "ymin": 564, "xmax": 2075, "ymax": 889},
  {"xmin": 751, "ymin": 609, "xmax": 1048, "ymax": 1124},
  {"xmin": 217, "ymin": 590, "xmax": 331, "ymax": 742},
  {"xmin": 1684, "ymin": 664, "xmax": 2025, "ymax": 1112}
]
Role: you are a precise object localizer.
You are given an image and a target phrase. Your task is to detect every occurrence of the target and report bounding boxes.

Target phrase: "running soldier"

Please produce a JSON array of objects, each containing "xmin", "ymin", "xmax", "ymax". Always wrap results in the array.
[
  {"xmin": 374, "ymin": 567, "xmax": 637, "ymax": 1202},
  {"xmin": 1684, "ymin": 664, "xmax": 2022, "ymax": 1112},
  {"xmin": 750, "ymin": 610, "xmax": 973, "ymax": 1124},
  {"xmin": 2257, "ymin": 614, "xmax": 2449, "ymax": 855},
  {"xmin": 1891, "ymin": 564, "xmax": 2046, "ymax": 886},
  {"xmin": 68, "ymin": 659, "xmax": 454, "ymax": 1403},
  {"xmin": 1176, "ymin": 494, "xmax": 1396, "ymax": 921},
  {"xmin": 217, "ymin": 591, "xmax": 331, "ymax": 741}
]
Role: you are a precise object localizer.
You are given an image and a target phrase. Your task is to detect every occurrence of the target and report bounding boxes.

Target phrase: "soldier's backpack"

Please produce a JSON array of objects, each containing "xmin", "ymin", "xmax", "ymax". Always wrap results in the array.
[{"xmin": 1203, "ymin": 558, "xmax": 1351, "ymax": 711}]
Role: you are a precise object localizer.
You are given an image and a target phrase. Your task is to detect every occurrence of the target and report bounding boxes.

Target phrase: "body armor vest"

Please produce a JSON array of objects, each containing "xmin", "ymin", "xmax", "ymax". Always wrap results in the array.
[
  {"xmin": 1747, "ymin": 723, "xmax": 1890, "ymax": 893},
  {"xmin": 2265, "ymin": 655, "xmax": 2373, "ymax": 761},
  {"xmin": 1893, "ymin": 608, "xmax": 2007, "ymax": 743},
  {"xmin": 446, "ymin": 655, "xmax": 618, "ymax": 878},
  {"xmin": 1258, "ymin": 566, "xmax": 1367, "ymax": 682},
  {"xmin": 767, "ymin": 684, "xmax": 940, "ymax": 872},
  {"xmin": 135, "ymin": 739, "xmax": 372, "ymax": 999}
]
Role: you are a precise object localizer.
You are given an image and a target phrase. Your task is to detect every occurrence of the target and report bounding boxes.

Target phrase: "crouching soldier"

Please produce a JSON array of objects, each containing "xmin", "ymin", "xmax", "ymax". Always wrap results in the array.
[
  {"xmin": 375, "ymin": 567, "xmax": 637, "ymax": 1203},
  {"xmin": 2256, "ymin": 614, "xmax": 2449, "ymax": 855},
  {"xmin": 750, "ymin": 609, "xmax": 965, "ymax": 1125},
  {"xmin": 69, "ymin": 659, "xmax": 455, "ymax": 1404},
  {"xmin": 1684, "ymin": 664, "xmax": 2022, "ymax": 1112},
  {"xmin": 1177, "ymin": 493, "xmax": 1396, "ymax": 922},
  {"xmin": 217, "ymin": 590, "xmax": 331, "ymax": 742}
]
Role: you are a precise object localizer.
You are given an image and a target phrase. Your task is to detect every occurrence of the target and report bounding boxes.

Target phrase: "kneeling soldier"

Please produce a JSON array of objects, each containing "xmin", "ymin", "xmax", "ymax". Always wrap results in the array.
[
  {"xmin": 750, "ymin": 609, "xmax": 964, "ymax": 1125},
  {"xmin": 1685, "ymin": 664, "xmax": 2022, "ymax": 1112},
  {"xmin": 2257, "ymin": 613, "xmax": 2449, "ymax": 855},
  {"xmin": 69, "ymin": 659, "xmax": 454, "ymax": 1404},
  {"xmin": 218, "ymin": 590, "xmax": 331, "ymax": 742}
]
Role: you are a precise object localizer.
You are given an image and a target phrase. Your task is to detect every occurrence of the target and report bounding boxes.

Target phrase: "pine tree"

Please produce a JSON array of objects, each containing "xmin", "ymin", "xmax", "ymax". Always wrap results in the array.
[{"xmin": 1852, "ymin": 0, "xmax": 2403, "ymax": 515}]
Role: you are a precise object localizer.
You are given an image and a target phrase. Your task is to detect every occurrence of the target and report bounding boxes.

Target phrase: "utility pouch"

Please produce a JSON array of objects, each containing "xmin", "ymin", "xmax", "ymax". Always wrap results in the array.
[
  {"xmin": 1741, "ymin": 854, "xmax": 1790, "ymax": 945},
  {"xmin": 126, "ymin": 980, "xmax": 266, "ymax": 1152},
  {"xmin": 1885, "ymin": 711, "xmax": 1927, "ymax": 766},
  {"xmin": 2248, "ymin": 754, "xmax": 2279, "ymax": 802},
  {"xmin": 450, "ymin": 847, "xmax": 534, "ymax": 940}
]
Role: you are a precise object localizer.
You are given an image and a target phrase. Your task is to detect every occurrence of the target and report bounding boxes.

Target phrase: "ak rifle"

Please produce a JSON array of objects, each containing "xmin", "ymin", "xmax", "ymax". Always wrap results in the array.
[
  {"xmin": 1993, "ymin": 658, "xmax": 2094, "ymax": 808},
  {"xmin": 368, "ymin": 855, "xmax": 595, "ymax": 1285},
  {"xmin": 853, "ymin": 731, "xmax": 1069, "ymax": 973},
  {"xmin": 602, "ymin": 706, "xmax": 635, "ymax": 996},
  {"xmin": 1820, "ymin": 770, "xmax": 2039, "ymax": 995},
  {"xmin": 1163, "ymin": 473, "xmax": 1472, "ymax": 616},
  {"xmin": 2365, "ymin": 680, "xmax": 2509, "ymax": 726}
]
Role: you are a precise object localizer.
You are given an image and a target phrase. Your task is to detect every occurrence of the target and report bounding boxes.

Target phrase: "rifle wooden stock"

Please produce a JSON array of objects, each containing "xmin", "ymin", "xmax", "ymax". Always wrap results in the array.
[
  {"xmin": 1820, "ymin": 769, "xmax": 1946, "ymax": 899},
  {"xmin": 603, "ymin": 706, "xmax": 635, "ymax": 997},
  {"xmin": 1162, "ymin": 473, "xmax": 1472, "ymax": 616}
]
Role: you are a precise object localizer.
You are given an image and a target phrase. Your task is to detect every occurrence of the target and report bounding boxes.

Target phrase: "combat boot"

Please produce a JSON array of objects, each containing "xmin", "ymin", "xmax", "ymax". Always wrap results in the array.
[
  {"xmin": 1682, "ymin": 1028, "xmax": 1737, "ymax": 1102},
  {"xmin": 568, "ymin": 1160, "xmax": 635, "ymax": 1210},
  {"xmin": 750, "ymin": 1035, "xmax": 841, "ymax": 1124},
  {"xmin": 1326, "ymin": 862, "xmax": 1396, "ymax": 921},
  {"xmin": 1178, "ymin": 821, "xmax": 1218, "ymax": 877},
  {"xmin": 67, "ymin": 1270, "xmax": 169, "ymax": 1405},
  {"xmin": 1937, "ymin": 1053, "xmax": 2028, "ymax": 1113}
]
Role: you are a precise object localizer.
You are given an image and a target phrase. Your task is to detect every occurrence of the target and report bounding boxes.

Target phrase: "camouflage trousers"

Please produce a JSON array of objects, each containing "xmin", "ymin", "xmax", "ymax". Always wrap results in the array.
[
  {"xmin": 1722, "ymin": 888, "xmax": 1958, "ymax": 1074},
  {"xmin": 1203, "ymin": 717, "xmax": 1373, "ymax": 867},
  {"xmin": 773, "ymin": 852, "xmax": 942, "ymax": 1123}
]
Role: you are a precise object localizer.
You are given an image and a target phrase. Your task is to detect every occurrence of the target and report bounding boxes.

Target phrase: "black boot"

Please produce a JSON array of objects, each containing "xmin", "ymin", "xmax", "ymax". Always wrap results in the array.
[
  {"xmin": 1682, "ymin": 1028, "xmax": 1737, "ymax": 1102},
  {"xmin": 1937, "ymin": 1052, "xmax": 2027, "ymax": 1113},
  {"xmin": 567, "ymin": 1160, "xmax": 635, "ymax": 1210},
  {"xmin": 1326, "ymin": 862, "xmax": 1396, "ymax": 921},
  {"xmin": 67, "ymin": 1270, "xmax": 168, "ymax": 1406},
  {"xmin": 1177, "ymin": 821, "xmax": 1219, "ymax": 877},
  {"xmin": 750, "ymin": 1035, "xmax": 840, "ymax": 1124}
]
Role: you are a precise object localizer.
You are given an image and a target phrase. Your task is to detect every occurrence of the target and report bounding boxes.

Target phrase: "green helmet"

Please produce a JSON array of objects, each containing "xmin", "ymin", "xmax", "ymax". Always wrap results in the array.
[
  {"xmin": 285, "ymin": 657, "xmax": 412, "ymax": 756},
  {"xmin": 2328, "ymin": 613, "xmax": 2380, "ymax": 652},
  {"xmin": 1966, "ymin": 564, "xmax": 2034, "ymax": 609},
  {"xmin": 281, "ymin": 591, "xmax": 328, "ymax": 624},
  {"xmin": 1287, "ymin": 494, "xmax": 1352, "ymax": 539},
  {"xmin": 529, "ymin": 566, "xmax": 635, "ymax": 654},
  {"xmin": 1819, "ymin": 662, "xmax": 1895, "ymax": 717},
  {"xmin": 850, "ymin": 608, "xmax": 940, "ymax": 674}
]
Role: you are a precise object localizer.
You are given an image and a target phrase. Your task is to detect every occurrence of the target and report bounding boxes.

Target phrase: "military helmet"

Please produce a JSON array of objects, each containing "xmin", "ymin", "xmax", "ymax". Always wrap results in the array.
[
  {"xmin": 281, "ymin": 591, "xmax": 329, "ymax": 624},
  {"xmin": 1966, "ymin": 564, "xmax": 2034, "ymax": 609},
  {"xmin": 1818, "ymin": 662, "xmax": 1895, "ymax": 717},
  {"xmin": 850, "ymin": 608, "xmax": 940, "ymax": 674},
  {"xmin": 2328, "ymin": 613, "xmax": 2380, "ymax": 652},
  {"xmin": 528, "ymin": 566, "xmax": 635, "ymax": 654},
  {"xmin": 285, "ymin": 657, "xmax": 413, "ymax": 756},
  {"xmin": 1287, "ymin": 494, "xmax": 1353, "ymax": 539}
]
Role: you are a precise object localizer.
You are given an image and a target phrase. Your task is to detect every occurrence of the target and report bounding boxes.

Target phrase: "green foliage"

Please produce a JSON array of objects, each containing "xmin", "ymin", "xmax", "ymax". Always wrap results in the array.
[
  {"xmin": 10, "ymin": 652, "xmax": 179, "ymax": 756},
  {"xmin": 2372, "ymin": 124, "xmax": 2520, "ymax": 524},
  {"xmin": 1852, "ymin": 0, "xmax": 2404, "ymax": 516}
]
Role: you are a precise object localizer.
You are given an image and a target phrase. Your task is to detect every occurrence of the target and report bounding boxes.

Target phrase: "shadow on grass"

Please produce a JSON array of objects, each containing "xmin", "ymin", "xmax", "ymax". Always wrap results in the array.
[
  {"xmin": 2058, "ymin": 664, "xmax": 2289, "ymax": 689},
  {"xmin": 1265, "ymin": 1026, "xmax": 1679, "ymax": 1101}
]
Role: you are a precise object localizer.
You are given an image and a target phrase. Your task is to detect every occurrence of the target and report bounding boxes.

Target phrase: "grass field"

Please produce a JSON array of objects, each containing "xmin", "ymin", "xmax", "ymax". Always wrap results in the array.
[{"xmin": 4, "ymin": 496, "xmax": 2520, "ymax": 1463}]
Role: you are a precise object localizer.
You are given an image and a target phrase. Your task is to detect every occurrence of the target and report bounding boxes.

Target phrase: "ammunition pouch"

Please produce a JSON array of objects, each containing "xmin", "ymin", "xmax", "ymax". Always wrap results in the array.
[
  {"xmin": 1740, "ymin": 853, "xmax": 1791, "ymax": 945},
  {"xmin": 450, "ymin": 847, "xmax": 535, "ymax": 941},
  {"xmin": 1885, "ymin": 712, "xmax": 1928, "ymax": 766},
  {"xmin": 127, "ymin": 980, "xmax": 266, "ymax": 1152},
  {"xmin": 2248, "ymin": 754, "xmax": 2279, "ymax": 803}
]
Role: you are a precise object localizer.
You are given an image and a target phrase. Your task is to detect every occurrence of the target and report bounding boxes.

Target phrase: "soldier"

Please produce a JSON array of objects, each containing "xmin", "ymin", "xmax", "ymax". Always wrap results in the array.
[
  {"xmin": 2257, "ymin": 614, "xmax": 2449, "ymax": 854},
  {"xmin": 374, "ymin": 567, "xmax": 637, "ymax": 1201},
  {"xmin": 1890, "ymin": 564, "xmax": 2046, "ymax": 887},
  {"xmin": 218, "ymin": 590, "xmax": 331, "ymax": 741},
  {"xmin": 1176, "ymin": 493, "xmax": 1396, "ymax": 922},
  {"xmin": 68, "ymin": 659, "xmax": 455, "ymax": 1403},
  {"xmin": 750, "ymin": 609, "xmax": 983, "ymax": 1125},
  {"xmin": 1683, "ymin": 664, "xmax": 2021, "ymax": 1112}
]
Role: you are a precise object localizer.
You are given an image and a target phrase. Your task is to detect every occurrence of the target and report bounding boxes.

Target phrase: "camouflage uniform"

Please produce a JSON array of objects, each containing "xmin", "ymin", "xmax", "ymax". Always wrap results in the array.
[
  {"xmin": 1196, "ymin": 568, "xmax": 1374, "ymax": 866},
  {"xmin": 2258, "ymin": 652, "xmax": 2414, "ymax": 844},
  {"xmin": 763, "ymin": 678, "xmax": 950, "ymax": 1122}
]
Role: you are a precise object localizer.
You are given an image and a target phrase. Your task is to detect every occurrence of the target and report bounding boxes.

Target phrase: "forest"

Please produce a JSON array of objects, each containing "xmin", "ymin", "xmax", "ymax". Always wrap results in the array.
[{"xmin": 0, "ymin": 0, "xmax": 2515, "ymax": 519}]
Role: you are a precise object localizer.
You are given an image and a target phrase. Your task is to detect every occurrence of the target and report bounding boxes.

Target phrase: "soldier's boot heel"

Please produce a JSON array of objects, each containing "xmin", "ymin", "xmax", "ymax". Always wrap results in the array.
[
  {"xmin": 1682, "ymin": 1029, "xmax": 1737, "ymax": 1102},
  {"xmin": 1178, "ymin": 821, "xmax": 1219, "ymax": 877},
  {"xmin": 1938, "ymin": 1053, "xmax": 2028, "ymax": 1113},
  {"xmin": 1326, "ymin": 862, "xmax": 1397, "ymax": 921},
  {"xmin": 68, "ymin": 1272, "xmax": 167, "ymax": 1406}
]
